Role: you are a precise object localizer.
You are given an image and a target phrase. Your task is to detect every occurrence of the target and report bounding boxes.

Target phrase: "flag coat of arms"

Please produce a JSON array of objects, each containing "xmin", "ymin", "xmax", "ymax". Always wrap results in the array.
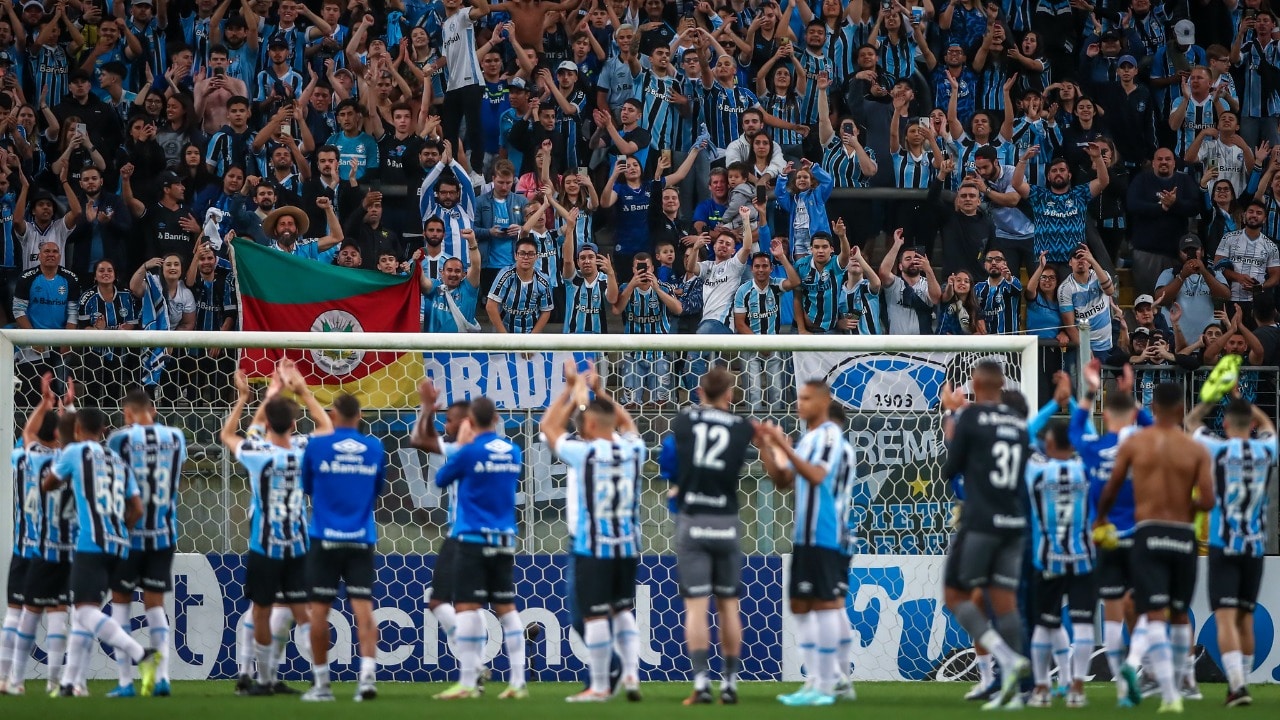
[{"xmin": 232, "ymin": 238, "xmax": 423, "ymax": 407}]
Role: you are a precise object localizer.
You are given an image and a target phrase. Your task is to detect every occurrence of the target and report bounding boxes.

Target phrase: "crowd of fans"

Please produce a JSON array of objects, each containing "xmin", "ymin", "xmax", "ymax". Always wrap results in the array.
[{"xmin": 5, "ymin": 0, "xmax": 1280, "ymax": 406}]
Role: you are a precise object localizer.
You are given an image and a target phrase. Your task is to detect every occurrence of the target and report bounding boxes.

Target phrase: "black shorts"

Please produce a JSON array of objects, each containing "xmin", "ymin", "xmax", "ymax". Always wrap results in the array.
[
  {"xmin": 1034, "ymin": 571, "xmax": 1096, "ymax": 628},
  {"xmin": 944, "ymin": 529, "xmax": 1024, "ymax": 592},
  {"xmin": 1095, "ymin": 537, "xmax": 1135, "ymax": 600},
  {"xmin": 453, "ymin": 542, "xmax": 515, "ymax": 605},
  {"xmin": 789, "ymin": 546, "xmax": 849, "ymax": 602},
  {"xmin": 675, "ymin": 514, "xmax": 743, "ymax": 599},
  {"xmin": 70, "ymin": 551, "xmax": 124, "ymax": 605},
  {"xmin": 111, "ymin": 547, "xmax": 176, "ymax": 594},
  {"xmin": 1208, "ymin": 548, "xmax": 1265, "ymax": 613},
  {"xmin": 307, "ymin": 542, "xmax": 376, "ymax": 602},
  {"xmin": 7, "ymin": 555, "xmax": 29, "ymax": 605},
  {"xmin": 245, "ymin": 552, "xmax": 308, "ymax": 607},
  {"xmin": 430, "ymin": 537, "xmax": 459, "ymax": 603},
  {"xmin": 24, "ymin": 558, "xmax": 71, "ymax": 607},
  {"xmin": 574, "ymin": 555, "xmax": 639, "ymax": 616},
  {"xmin": 1130, "ymin": 522, "xmax": 1198, "ymax": 615}
]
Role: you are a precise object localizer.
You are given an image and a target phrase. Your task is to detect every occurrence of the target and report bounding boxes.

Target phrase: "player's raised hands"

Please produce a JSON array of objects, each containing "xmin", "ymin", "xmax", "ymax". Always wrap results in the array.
[
  {"xmin": 456, "ymin": 418, "xmax": 476, "ymax": 445},
  {"xmin": 939, "ymin": 382, "xmax": 967, "ymax": 412},
  {"xmin": 417, "ymin": 378, "xmax": 440, "ymax": 410},
  {"xmin": 1052, "ymin": 371, "xmax": 1072, "ymax": 408},
  {"xmin": 233, "ymin": 370, "xmax": 251, "ymax": 401},
  {"xmin": 39, "ymin": 372, "xmax": 56, "ymax": 407},
  {"xmin": 1083, "ymin": 357, "xmax": 1102, "ymax": 395}
]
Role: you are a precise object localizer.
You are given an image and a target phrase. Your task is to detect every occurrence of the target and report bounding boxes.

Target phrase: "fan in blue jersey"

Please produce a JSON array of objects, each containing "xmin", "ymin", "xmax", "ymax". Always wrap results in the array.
[
  {"xmin": 615, "ymin": 253, "xmax": 684, "ymax": 405},
  {"xmin": 220, "ymin": 362, "xmax": 333, "ymax": 697},
  {"xmin": 543, "ymin": 361, "xmax": 646, "ymax": 703},
  {"xmin": 300, "ymin": 393, "xmax": 387, "ymax": 703},
  {"xmin": 557, "ymin": 208, "xmax": 619, "ymax": 334},
  {"xmin": 486, "ymin": 236, "xmax": 554, "ymax": 334},
  {"xmin": 47, "ymin": 407, "xmax": 160, "ymax": 698},
  {"xmin": 408, "ymin": 383, "xmax": 487, "ymax": 688},
  {"xmin": 1025, "ymin": 419, "xmax": 1094, "ymax": 709},
  {"xmin": 2, "ymin": 374, "xmax": 71, "ymax": 697},
  {"xmin": 1070, "ymin": 362, "xmax": 1157, "ymax": 704},
  {"xmin": 421, "ymin": 229, "xmax": 482, "ymax": 333},
  {"xmin": 1096, "ymin": 383, "xmax": 1214, "ymax": 714},
  {"xmin": 103, "ymin": 390, "xmax": 187, "ymax": 698},
  {"xmin": 840, "ymin": 247, "xmax": 884, "ymax": 336},
  {"xmin": 759, "ymin": 381, "xmax": 858, "ymax": 707},
  {"xmin": 733, "ymin": 240, "xmax": 801, "ymax": 412},
  {"xmin": 432, "ymin": 395, "xmax": 527, "ymax": 700},
  {"xmin": 973, "ymin": 250, "xmax": 1023, "ymax": 335},
  {"xmin": 1185, "ymin": 394, "xmax": 1278, "ymax": 707},
  {"xmin": 1012, "ymin": 144, "xmax": 1110, "ymax": 264}
]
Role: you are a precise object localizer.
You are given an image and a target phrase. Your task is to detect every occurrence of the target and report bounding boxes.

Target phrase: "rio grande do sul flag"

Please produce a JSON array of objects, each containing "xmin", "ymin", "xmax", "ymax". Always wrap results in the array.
[{"xmin": 232, "ymin": 237, "xmax": 423, "ymax": 408}]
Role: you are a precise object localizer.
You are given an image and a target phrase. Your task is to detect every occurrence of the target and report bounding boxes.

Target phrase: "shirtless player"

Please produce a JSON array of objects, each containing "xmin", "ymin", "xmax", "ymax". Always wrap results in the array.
[{"xmin": 1095, "ymin": 382, "xmax": 1214, "ymax": 714}]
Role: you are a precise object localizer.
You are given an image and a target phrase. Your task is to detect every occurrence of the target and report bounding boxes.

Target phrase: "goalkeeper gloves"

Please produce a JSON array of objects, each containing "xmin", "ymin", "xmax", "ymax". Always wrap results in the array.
[{"xmin": 1092, "ymin": 523, "xmax": 1119, "ymax": 551}]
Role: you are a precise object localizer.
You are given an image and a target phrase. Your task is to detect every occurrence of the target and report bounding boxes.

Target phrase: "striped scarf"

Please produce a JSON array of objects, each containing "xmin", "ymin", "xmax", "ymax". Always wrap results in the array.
[{"xmin": 139, "ymin": 272, "xmax": 172, "ymax": 385}]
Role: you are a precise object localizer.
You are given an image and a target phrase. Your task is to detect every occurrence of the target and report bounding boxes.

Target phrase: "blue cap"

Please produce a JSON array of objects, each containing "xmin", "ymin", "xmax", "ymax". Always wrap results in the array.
[{"xmin": 1117, "ymin": 54, "xmax": 1138, "ymax": 67}]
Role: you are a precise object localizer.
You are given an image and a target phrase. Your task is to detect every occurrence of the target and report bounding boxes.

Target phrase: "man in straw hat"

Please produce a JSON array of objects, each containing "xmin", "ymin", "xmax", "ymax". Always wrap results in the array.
[{"xmin": 262, "ymin": 196, "xmax": 344, "ymax": 262}]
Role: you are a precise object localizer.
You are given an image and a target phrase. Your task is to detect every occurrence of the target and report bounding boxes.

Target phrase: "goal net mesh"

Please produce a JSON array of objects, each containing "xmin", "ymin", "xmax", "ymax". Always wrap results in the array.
[{"xmin": 2, "ymin": 333, "xmax": 1032, "ymax": 684}]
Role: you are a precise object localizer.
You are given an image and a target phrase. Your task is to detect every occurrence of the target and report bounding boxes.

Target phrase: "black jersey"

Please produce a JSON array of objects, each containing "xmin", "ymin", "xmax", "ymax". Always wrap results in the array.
[
  {"xmin": 941, "ymin": 403, "xmax": 1031, "ymax": 535},
  {"xmin": 672, "ymin": 407, "xmax": 755, "ymax": 515}
]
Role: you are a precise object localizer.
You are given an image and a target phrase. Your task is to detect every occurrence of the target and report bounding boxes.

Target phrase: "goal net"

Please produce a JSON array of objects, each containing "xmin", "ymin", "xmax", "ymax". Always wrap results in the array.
[{"xmin": 0, "ymin": 330, "xmax": 1037, "ymax": 684}]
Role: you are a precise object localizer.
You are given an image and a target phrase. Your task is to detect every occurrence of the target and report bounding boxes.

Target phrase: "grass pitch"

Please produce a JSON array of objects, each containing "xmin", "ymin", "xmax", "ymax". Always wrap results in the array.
[{"xmin": 0, "ymin": 680, "xmax": 1269, "ymax": 719}]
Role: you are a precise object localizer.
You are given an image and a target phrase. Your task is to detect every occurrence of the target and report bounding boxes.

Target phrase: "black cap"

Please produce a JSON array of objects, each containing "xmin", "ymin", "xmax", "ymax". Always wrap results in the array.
[
  {"xmin": 68, "ymin": 68, "xmax": 92, "ymax": 83},
  {"xmin": 157, "ymin": 170, "xmax": 183, "ymax": 187},
  {"xmin": 1101, "ymin": 29, "xmax": 1121, "ymax": 41},
  {"xmin": 29, "ymin": 189, "xmax": 56, "ymax": 206},
  {"xmin": 1180, "ymin": 233, "xmax": 1202, "ymax": 251},
  {"xmin": 268, "ymin": 36, "xmax": 290, "ymax": 49}
]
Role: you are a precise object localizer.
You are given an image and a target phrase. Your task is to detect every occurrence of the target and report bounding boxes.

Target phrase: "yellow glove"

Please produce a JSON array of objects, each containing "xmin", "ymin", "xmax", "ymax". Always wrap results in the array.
[{"xmin": 1092, "ymin": 523, "xmax": 1119, "ymax": 551}]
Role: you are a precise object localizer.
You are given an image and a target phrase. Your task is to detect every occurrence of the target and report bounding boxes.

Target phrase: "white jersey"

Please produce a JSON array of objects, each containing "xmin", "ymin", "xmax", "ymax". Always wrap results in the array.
[
  {"xmin": 696, "ymin": 255, "xmax": 746, "ymax": 324},
  {"xmin": 18, "ymin": 220, "xmax": 72, "ymax": 271},
  {"xmin": 441, "ymin": 10, "xmax": 481, "ymax": 90}
]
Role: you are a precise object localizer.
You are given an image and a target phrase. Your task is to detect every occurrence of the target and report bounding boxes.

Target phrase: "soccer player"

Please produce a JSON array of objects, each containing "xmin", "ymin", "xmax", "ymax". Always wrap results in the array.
[
  {"xmin": 3, "ymin": 375, "xmax": 71, "ymax": 696},
  {"xmin": 1185, "ymin": 393, "xmax": 1277, "ymax": 707},
  {"xmin": 937, "ymin": 360, "xmax": 1032, "ymax": 710},
  {"xmin": 104, "ymin": 389, "xmax": 187, "ymax": 698},
  {"xmin": 542, "ymin": 361, "xmax": 646, "ymax": 703},
  {"xmin": 1026, "ymin": 419, "xmax": 1094, "ymax": 709},
  {"xmin": 48, "ymin": 407, "xmax": 161, "ymax": 697},
  {"xmin": 301, "ymin": 393, "xmax": 387, "ymax": 702},
  {"xmin": 433, "ymin": 396, "xmax": 527, "ymax": 700},
  {"xmin": 758, "ymin": 381, "xmax": 857, "ymax": 707},
  {"xmin": 220, "ymin": 363, "xmax": 332, "ymax": 696},
  {"xmin": 1097, "ymin": 383, "xmax": 1214, "ymax": 713},
  {"xmin": 408, "ymin": 383, "xmax": 480, "ymax": 688},
  {"xmin": 1073, "ymin": 360, "xmax": 1151, "ymax": 705},
  {"xmin": 670, "ymin": 367, "xmax": 755, "ymax": 704}
]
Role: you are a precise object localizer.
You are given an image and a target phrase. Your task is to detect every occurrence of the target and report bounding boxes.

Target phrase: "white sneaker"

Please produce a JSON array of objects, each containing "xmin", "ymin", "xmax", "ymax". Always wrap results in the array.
[
  {"xmin": 354, "ymin": 681, "xmax": 377, "ymax": 702},
  {"xmin": 301, "ymin": 685, "xmax": 335, "ymax": 702}
]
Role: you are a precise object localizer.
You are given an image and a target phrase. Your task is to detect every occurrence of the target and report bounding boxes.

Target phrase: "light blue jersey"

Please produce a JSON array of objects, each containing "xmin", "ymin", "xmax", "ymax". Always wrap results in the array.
[
  {"xmin": 53, "ymin": 441, "xmax": 139, "ymax": 558},
  {"xmin": 790, "ymin": 421, "xmax": 854, "ymax": 552},
  {"xmin": 1027, "ymin": 453, "xmax": 1093, "ymax": 575},
  {"xmin": 555, "ymin": 433, "xmax": 647, "ymax": 559},
  {"xmin": 237, "ymin": 433, "xmax": 309, "ymax": 559},
  {"xmin": 16, "ymin": 444, "xmax": 59, "ymax": 559},
  {"xmin": 107, "ymin": 424, "xmax": 187, "ymax": 551},
  {"xmin": 1195, "ymin": 428, "xmax": 1277, "ymax": 557}
]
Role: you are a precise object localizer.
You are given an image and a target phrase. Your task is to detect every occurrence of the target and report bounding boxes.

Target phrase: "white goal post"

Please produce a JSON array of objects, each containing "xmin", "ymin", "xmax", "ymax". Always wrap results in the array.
[{"xmin": 0, "ymin": 329, "xmax": 1039, "ymax": 683}]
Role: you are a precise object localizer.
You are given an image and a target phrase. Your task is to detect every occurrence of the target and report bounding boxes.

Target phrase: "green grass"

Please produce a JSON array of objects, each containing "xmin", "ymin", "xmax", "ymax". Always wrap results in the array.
[{"xmin": 0, "ymin": 681, "xmax": 1271, "ymax": 719}]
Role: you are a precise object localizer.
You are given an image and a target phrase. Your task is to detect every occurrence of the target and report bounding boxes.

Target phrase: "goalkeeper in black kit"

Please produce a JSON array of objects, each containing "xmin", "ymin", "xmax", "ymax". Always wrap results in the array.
[
  {"xmin": 938, "ymin": 360, "xmax": 1032, "ymax": 710},
  {"xmin": 669, "ymin": 368, "xmax": 756, "ymax": 705}
]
